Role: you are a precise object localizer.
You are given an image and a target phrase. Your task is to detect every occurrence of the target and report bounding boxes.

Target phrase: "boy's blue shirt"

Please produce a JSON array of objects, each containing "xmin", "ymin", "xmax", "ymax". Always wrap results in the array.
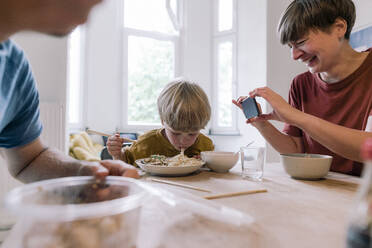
[{"xmin": 0, "ymin": 40, "xmax": 42, "ymax": 148}]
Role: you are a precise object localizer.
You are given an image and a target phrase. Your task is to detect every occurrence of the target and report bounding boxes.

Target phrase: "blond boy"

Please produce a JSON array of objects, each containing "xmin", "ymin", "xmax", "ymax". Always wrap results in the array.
[{"xmin": 107, "ymin": 79, "xmax": 214, "ymax": 165}]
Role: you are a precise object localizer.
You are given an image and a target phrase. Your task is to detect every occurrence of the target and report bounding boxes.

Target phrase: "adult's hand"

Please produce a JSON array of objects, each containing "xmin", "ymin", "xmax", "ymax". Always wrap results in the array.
[
  {"xmin": 249, "ymin": 87, "xmax": 302, "ymax": 125},
  {"xmin": 78, "ymin": 160, "xmax": 140, "ymax": 180},
  {"xmin": 232, "ymin": 96, "xmax": 268, "ymax": 125},
  {"xmin": 232, "ymin": 92, "xmax": 305, "ymax": 154}
]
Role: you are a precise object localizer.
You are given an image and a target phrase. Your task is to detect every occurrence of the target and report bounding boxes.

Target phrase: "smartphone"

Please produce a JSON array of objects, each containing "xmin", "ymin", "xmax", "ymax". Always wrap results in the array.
[{"xmin": 241, "ymin": 97, "xmax": 260, "ymax": 119}]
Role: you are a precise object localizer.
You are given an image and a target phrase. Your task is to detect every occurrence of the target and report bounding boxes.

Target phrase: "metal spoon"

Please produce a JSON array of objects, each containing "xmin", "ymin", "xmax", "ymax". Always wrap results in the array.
[
  {"xmin": 236, "ymin": 141, "xmax": 254, "ymax": 155},
  {"xmin": 245, "ymin": 140, "xmax": 255, "ymax": 147}
]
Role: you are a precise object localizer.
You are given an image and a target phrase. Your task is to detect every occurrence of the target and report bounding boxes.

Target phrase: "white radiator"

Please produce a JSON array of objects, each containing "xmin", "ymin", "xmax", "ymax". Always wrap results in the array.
[{"xmin": 39, "ymin": 102, "xmax": 66, "ymax": 152}]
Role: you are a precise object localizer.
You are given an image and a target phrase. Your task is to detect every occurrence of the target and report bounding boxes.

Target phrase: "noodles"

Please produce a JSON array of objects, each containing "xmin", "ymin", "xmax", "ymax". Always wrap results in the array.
[{"xmin": 143, "ymin": 154, "xmax": 203, "ymax": 167}]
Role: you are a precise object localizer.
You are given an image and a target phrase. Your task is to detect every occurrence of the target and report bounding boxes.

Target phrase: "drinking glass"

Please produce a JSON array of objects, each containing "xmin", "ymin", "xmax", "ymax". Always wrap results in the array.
[{"xmin": 240, "ymin": 146, "xmax": 265, "ymax": 181}]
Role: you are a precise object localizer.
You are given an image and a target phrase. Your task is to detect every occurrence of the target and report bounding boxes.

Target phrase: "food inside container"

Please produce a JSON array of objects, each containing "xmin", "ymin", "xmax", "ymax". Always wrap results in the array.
[
  {"xmin": 136, "ymin": 153, "xmax": 205, "ymax": 176},
  {"xmin": 3, "ymin": 176, "xmax": 147, "ymax": 248},
  {"xmin": 142, "ymin": 154, "xmax": 204, "ymax": 167}
]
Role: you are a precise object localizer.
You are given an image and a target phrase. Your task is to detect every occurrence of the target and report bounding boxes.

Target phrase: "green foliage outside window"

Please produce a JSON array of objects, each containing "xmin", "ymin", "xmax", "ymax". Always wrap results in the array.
[{"xmin": 128, "ymin": 36, "xmax": 175, "ymax": 124}]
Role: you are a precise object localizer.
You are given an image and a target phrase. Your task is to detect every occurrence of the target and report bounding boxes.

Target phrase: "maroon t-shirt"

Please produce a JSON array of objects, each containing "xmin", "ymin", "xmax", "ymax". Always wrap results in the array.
[{"xmin": 283, "ymin": 50, "xmax": 372, "ymax": 176}]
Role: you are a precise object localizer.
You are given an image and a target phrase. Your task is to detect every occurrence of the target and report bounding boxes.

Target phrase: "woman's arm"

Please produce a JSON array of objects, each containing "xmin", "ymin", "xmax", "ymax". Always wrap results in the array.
[
  {"xmin": 250, "ymin": 87, "xmax": 372, "ymax": 162},
  {"xmin": 297, "ymin": 112, "xmax": 372, "ymax": 162},
  {"xmin": 252, "ymin": 120, "xmax": 304, "ymax": 154},
  {"xmin": 233, "ymin": 96, "xmax": 303, "ymax": 154}
]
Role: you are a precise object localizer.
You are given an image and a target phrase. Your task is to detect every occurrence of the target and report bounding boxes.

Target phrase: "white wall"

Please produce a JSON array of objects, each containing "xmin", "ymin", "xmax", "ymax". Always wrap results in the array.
[
  {"xmin": 212, "ymin": 0, "xmax": 306, "ymax": 160},
  {"xmin": 211, "ymin": 0, "xmax": 267, "ymax": 153},
  {"xmin": 265, "ymin": 0, "xmax": 307, "ymax": 162},
  {"xmin": 84, "ymin": 0, "xmax": 123, "ymax": 132},
  {"xmin": 182, "ymin": 0, "xmax": 212, "ymax": 95},
  {"xmin": 354, "ymin": 0, "xmax": 372, "ymax": 29},
  {"xmin": 11, "ymin": 33, "xmax": 68, "ymax": 103}
]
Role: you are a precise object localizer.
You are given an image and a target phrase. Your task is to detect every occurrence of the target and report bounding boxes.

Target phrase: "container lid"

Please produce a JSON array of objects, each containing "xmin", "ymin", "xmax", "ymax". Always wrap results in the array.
[
  {"xmin": 361, "ymin": 138, "xmax": 372, "ymax": 160},
  {"xmin": 3, "ymin": 176, "xmax": 148, "ymax": 221}
]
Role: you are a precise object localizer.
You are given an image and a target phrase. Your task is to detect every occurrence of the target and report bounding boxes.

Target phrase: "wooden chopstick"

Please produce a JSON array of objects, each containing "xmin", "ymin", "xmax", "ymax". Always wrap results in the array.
[
  {"xmin": 150, "ymin": 178, "xmax": 212, "ymax": 193},
  {"xmin": 86, "ymin": 129, "xmax": 136, "ymax": 142},
  {"xmin": 203, "ymin": 189, "xmax": 267, "ymax": 200},
  {"xmin": 86, "ymin": 129, "xmax": 112, "ymax": 137}
]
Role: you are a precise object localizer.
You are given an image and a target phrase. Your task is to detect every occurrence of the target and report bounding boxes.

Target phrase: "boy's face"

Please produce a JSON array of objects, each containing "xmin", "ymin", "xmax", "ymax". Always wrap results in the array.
[{"xmin": 163, "ymin": 125, "xmax": 200, "ymax": 151}]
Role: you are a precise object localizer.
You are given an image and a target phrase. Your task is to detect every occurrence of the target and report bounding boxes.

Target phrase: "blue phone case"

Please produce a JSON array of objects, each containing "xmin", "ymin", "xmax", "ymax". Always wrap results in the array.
[{"xmin": 241, "ymin": 97, "xmax": 260, "ymax": 119}]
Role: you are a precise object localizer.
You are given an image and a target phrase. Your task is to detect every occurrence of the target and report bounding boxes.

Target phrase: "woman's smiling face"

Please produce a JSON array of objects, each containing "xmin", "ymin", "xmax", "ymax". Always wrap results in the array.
[
  {"xmin": 288, "ymin": 30, "xmax": 341, "ymax": 74},
  {"xmin": 287, "ymin": 20, "xmax": 346, "ymax": 74}
]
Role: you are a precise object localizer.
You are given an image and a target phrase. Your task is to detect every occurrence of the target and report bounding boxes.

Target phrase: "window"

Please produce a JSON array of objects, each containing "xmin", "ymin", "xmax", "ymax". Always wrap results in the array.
[
  {"xmin": 67, "ymin": 27, "xmax": 84, "ymax": 129},
  {"xmin": 218, "ymin": 0, "xmax": 233, "ymax": 32},
  {"xmin": 67, "ymin": 0, "xmax": 240, "ymax": 135},
  {"xmin": 127, "ymin": 36, "xmax": 175, "ymax": 125},
  {"xmin": 123, "ymin": 0, "xmax": 180, "ymax": 128},
  {"xmin": 211, "ymin": 0, "xmax": 238, "ymax": 134},
  {"xmin": 217, "ymin": 41, "xmax": 233, "ymax": 127}
]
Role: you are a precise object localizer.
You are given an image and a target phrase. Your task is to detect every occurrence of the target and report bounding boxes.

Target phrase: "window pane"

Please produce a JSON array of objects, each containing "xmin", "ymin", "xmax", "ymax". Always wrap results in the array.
[
  {"xmin": 124, "ymin": 0, "xmax": 176, "ymax": 34},
  {"xmin": 217, "ymin": 41, "xmax": 233, "ymax": 127},
  {"xmin": 67, "ymin": 28, "xmax": 82, "ymax": 124},
  {"xmin": 128, "ymin": 36, "xmax": 175, "ymax": 125},
  {"xmin": 218, "ymin": 0, "xmax": 233, "ymax": 31},
  {"xmin": 170, "ymin": 0, "xmax": 177, "ymax": 16}
]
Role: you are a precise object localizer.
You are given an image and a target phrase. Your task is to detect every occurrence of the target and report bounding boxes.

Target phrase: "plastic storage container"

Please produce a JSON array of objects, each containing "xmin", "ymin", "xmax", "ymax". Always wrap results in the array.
[
  {"xmin": 3, "ymin": 176, "xmax": 148, "ymax": 248},
  {"xmin": 346, "ymin": 138, "xmax": 372, "ymax": 248}
]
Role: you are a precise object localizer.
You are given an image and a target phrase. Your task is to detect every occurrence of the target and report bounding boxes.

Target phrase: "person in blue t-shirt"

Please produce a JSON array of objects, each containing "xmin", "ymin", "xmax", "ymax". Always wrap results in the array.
[{"xmin": 0, "ymin": 0, "xmax": 139, "ymax": 183}]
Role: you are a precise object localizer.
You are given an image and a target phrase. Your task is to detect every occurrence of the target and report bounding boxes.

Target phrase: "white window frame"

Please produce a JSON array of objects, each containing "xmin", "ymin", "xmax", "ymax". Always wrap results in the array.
[
  {"xmin": 210, "ymin": 0, "xmax": 239, "ymax": 135},
  {"xmin": 119, "ymin": 0, "xmax": 182, "ymax": 132},
  {"xmin": 67, "ymin": 26, "xmax": 86, "ymax": 132}
]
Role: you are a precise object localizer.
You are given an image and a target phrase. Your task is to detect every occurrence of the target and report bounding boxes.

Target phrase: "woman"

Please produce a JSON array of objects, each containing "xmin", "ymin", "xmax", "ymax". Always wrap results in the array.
[{"xmin": 234, "ymin": 0, "xmax": 372, "ymax": 176}]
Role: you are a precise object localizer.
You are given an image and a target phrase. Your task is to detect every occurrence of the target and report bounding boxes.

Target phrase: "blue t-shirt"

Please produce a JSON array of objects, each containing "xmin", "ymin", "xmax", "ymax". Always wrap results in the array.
[{"xmin": 0, "ymin": 40, "xmax": 42, "ymax": 148}]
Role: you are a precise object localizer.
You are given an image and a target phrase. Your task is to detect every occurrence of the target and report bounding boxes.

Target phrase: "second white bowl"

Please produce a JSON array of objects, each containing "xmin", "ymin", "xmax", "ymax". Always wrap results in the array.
[
  {"xmin": 280, "ymin": 153, "xmax": 333, "ymax": 180},
  {"xmin": 201, "ymin": 151, "xmax": 239, "ymax": 173}
]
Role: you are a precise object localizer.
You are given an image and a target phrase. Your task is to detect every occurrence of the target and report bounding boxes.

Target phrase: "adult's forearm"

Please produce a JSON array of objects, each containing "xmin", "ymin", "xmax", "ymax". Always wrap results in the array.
[
  {"xmin": 253, "ymin": 121, "xmax": 302, "ymax": 154},
  {"xmin": 16, "ymin": 148, "xmax": 85, "ymax": 183},
  {"xmin": 296, "ymin": 113, "xmax": 372, "ymax": 162}
]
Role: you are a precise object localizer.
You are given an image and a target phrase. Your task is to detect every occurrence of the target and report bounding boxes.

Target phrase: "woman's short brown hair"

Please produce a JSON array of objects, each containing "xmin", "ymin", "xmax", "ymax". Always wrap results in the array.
[
  {"xmin": 278, "ymin": 0, "xmax": 356, "ymax": 44},
  {"xmin": 157, "ymin": 78, "xmax": 211, "ymax": 132}
]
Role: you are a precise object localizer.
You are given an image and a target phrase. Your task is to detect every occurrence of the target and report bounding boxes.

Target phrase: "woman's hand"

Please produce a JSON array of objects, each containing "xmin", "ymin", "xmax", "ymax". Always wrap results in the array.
[
  {"xmin": 249, "ymin": 87, "xmax": 301, "ymax": 125},
  {"xmin": 233, "ymin": 87, "xmax": 302, "ymax": 126},
  {"xmin": 232, "ymin": 96, "xmax": 249, "ymax": 110},
  {"xmin": 232, "ymin": 96, "xmax": 270, "ymax": 126},
  {"xmin": 106, "ymin": 133, "xmax": 124, "ymax": 159}
]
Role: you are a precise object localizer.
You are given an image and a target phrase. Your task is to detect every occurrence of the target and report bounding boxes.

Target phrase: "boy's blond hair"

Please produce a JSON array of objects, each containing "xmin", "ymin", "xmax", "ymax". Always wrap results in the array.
[{"xmin": 157, "ymin": 78, "xmax": 211, "ymax": 132}]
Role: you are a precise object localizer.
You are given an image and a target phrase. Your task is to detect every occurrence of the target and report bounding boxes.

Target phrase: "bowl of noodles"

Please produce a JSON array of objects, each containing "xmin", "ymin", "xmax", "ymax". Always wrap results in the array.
[{"xmin": 135, "ymin": 154, "xmax": 205, "ymax": 176}]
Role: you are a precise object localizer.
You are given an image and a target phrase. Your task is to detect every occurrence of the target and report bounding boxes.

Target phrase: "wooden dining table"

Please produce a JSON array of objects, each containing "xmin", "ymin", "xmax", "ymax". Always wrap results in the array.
[{"xmin": 142, "ymin": 162, "xmax": 361, "ymax": 248}]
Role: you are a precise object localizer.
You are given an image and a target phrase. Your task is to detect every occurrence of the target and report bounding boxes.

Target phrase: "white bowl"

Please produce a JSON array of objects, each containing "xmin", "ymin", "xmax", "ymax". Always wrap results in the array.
[
  {"xmin": 201, "ymin": 151, "xmax": 239, "ymax": 173},
  {"xmin": 280, "ymin": 153, "xmax": 333, "ymax": 180}
]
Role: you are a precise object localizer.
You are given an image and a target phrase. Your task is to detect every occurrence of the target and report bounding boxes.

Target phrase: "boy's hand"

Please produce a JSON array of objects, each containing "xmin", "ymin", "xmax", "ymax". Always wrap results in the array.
[{"xmin": 106, "ymin": 133, "xmax": 124, "ymax": 160}]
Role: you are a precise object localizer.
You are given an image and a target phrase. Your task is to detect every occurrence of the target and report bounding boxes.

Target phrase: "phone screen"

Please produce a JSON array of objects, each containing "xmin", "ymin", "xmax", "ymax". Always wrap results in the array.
[{"xmin": 241, "ymin": 97, "xmax": 260, "ymax": 119}]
